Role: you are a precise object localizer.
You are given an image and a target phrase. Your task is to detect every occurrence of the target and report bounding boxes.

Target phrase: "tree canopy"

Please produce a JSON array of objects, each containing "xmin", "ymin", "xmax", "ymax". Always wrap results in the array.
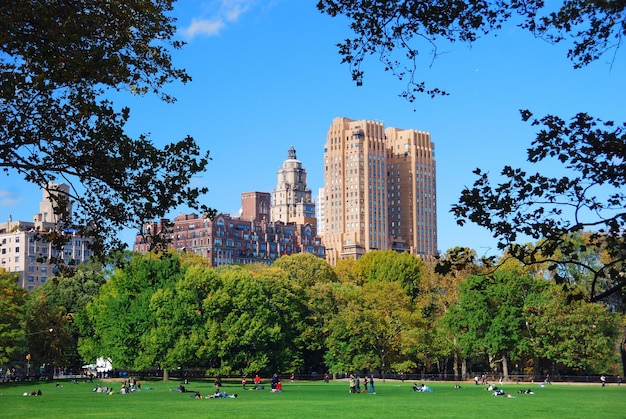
[
  {"xmin": 0, "ymin": 272, "xmax": 27, "ymax": 365},
  {"xmin": 525, "ymin": 283, "xmax": 618, "ymax": 373},
  {"xmin": 452, "ymin": 106, "xmax": 626, "ymax": 303},
  {"xmin": 3, "ymin": 248, "xmax": 617, "ymax": 379},
  {"xmin": 317, "ymin": 0, "xmax": 625, "ymax": 100},
  {"xmin": 1, "ymin": 1, "xmax": 214, "ymax": 258}
]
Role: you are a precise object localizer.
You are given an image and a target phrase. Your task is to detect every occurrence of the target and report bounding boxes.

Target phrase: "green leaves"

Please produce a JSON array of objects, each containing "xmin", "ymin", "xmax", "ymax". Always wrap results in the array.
[
  {"xmin": 453, "ymin": 111, "xmax": 626, "ymax": 302},
  {"xmin": 319, "ymin": 2, "xmax": 625, "ymax": 100},
  {"xmin": 0, "ymin": 273, "xmax": 27, "ymax": 365},
  {"xmin": 1, "ymin": 1, "xmax": 213, "ymax": 259},
  {"xmin": 525, "ymin": 283, "xmax": 618, "ymax": 371}
]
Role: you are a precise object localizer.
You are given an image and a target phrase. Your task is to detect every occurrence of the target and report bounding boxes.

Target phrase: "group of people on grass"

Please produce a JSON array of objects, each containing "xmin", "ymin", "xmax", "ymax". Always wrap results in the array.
[
  {"xmin": 22, "ymin": 389, "xmax": 42, "ymax": 396},
  {"xmin": 176, "ymin": 373, "xmax": 290, "ymax": 399},
  {"xmin": 91, "ymin": 378, "xmax": 141, "ymax": 395},
  {"xmin": 348, "ymin": 374, "xmax": 375, "ymax": 394}
]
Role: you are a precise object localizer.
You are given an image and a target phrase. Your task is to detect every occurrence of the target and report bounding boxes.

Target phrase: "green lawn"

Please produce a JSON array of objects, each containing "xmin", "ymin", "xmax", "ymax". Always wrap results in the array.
[{"xmin": 0, "ymin": 378, "xmax": 624, "ymax": 418}]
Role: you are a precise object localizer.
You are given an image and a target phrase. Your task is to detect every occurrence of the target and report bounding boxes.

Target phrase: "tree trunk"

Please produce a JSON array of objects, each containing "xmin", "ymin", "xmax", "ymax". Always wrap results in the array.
[
  {"xmin": 502, "ymin": 353, "xmax": 509, "ymax": 381},
  {"xmin": 453, "ymin": 351, "xmax": 459, "ymax": 380},
  {"xmin": 162, "ymin": 368, "xmax": 169, "ymax": 381},
  {"xmin": 462, "ymin": 358, "xmax": 467, "ymax": 381},
  {"xmin": 619, "ymin": 341, "xmax": 626, "ymax": 377}
]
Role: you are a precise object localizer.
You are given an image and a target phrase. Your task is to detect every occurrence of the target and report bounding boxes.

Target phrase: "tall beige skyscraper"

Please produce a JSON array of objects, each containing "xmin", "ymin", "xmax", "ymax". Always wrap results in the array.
[
  {"xmin": 322, "ymin": 117, "xmax": 388, "ymax": 265},
  {"xmin": 385, "ymin": 126, "xmax": 437, "ymax": 257},
  {"xmin": 271, "ymin": 146, "xmax": 316, "ymax": 226},
  {"xmin": 321, "ymin": 117, "xmax": 437, "ymax": 265}
]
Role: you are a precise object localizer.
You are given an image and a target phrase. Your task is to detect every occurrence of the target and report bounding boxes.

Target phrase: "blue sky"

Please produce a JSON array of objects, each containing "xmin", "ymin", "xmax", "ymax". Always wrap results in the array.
[{"xmin": 2, "ymin": 1, "xmax": 624, "ymax": 256}]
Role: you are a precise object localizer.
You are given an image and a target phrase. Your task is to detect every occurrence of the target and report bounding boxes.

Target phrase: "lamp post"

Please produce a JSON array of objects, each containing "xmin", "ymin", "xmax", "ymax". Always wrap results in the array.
[
  {"xmin": 26, "ymin": 353, "xmax": 31, "ymax": 377},
  {"xmin": 27, "ymin": 328, "xmax": 54, "ymax": 379}
]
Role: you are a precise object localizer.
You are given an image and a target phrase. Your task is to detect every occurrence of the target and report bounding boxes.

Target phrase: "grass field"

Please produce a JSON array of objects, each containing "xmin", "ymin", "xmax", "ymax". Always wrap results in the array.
[{"xmin": 0, "ymin": 378, "xmax": 624, "ymax": 418}]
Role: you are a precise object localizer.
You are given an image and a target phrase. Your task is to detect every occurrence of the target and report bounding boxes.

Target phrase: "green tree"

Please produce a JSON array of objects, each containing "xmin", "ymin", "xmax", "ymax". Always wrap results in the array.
[
  {"xmin": 419, "ymin": 248, "xmax": 483, "ymax": 379},
  {"xmin": 135, "ymin": 259, "xmax": 215, "ymax": 380},
  {"xmin": 0, "ymin": 272, "xmax": 27, "ymax": 366},
  {"xmin": 273, "ymin": 253, "xmax": 338, "ymax": 286},
  {"xmin": 334, "ymin": 258, "xmax": 357, "ymax": 284},
  {"xmin": 324, "ymin": 282, "xmax": 368, "ymax": 373},
  {"xmin": 325, "ymin": 281, "xmax": 424, "ymax": 377},
  {"xmin": 23, "ymin": 294, "xmax": 73, "ymax": 376},
  {"xmin": 352, "ymin": 250, "xmax": 424, "ymax": 300},
  {"xmin": 202, "ymin": 265, "xmax": 304, "ymax": 376},
  {"xmin": 453, "ymin": 112, "xmax": 626, "ymax": 302},
  {"xmin": 447, "ymin": 269, "xmax": 543, "ymax": 379},
  {"xmin": 273, "ymin": 254, "xmax": 339, "ymax": 372},
  {"xmin": 25, "ymin": 262, "xmax": 106, "ymax": 372},
  {"xmin": 1, "ymin": 1, "xmax": 215, "ymax": 258},
  {"xmin": 78, "ymin": 252, "xmax": 183, "ymax": 372},
  {"xmin": 525, "ymin": 284, "xmax": 618, "ymax": 374}
]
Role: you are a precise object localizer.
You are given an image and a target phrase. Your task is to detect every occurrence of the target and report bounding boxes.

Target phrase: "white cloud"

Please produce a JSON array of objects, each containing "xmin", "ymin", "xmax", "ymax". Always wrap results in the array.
[
  {"xmin": 181, "ymin": 18, "xmax": 225, "ymax": 38},
  {"xmin": 222, "ymin": 0, "xmax": 251, "ymax": 22},
  {"xmin": 179, "ymin": 0, "xmax": 258, "ymax": 39},
  {"xmin": 0, "ymin": 190, "xmax": 20, "ymax": 207}
]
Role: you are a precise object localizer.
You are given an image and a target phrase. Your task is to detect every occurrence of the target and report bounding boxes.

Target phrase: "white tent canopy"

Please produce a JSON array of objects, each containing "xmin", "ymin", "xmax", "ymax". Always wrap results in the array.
[{"xmin": 95, "ymin": 357, "xmax": 113, "ymax": 373}]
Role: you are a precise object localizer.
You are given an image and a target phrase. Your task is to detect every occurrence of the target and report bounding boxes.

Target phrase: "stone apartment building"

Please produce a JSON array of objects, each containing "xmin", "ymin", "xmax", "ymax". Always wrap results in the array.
[
  {"xmin": 0, "ymin": 183, "xmax": 93, "ymax": 291},
  {"xmin": 133, "ymin": 147, "xmax": 325, "ymax": 265}
]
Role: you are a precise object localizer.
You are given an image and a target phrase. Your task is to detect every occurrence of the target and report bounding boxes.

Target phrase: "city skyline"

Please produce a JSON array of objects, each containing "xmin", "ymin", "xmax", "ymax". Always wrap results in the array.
[{"xmin": 1, "ymin": 2, "xmax": 624, "ymax": 257}]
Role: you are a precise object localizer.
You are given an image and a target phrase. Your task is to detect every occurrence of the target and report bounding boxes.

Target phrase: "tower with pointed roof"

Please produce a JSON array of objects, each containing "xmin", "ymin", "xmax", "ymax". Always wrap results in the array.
[{"xmin": 271, "ymin": 146, "xmax": 316, "ymax": 226}]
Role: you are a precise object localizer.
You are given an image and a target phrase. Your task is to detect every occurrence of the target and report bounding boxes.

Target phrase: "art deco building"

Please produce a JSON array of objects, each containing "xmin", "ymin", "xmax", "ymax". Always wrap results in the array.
[
  {"xmin": 271, "ymin": 146, "xmax": 316, "ymax": 226},
  {"xmin": 322, "ymin": 118, "xmax": 388, "ymax": 265},
  {"xmin": 316, "ymin": 187, "xmax": 326, "ymax": 235},
  {"xmin": 385, "ymin": 126, "xmax": 438, "ymax": 257},
  {"xmin": 0, "ymin": 183, "xmax": 93, "ymax": 291},
  {"xmin": 321, "ymin": 117, "xmax": 437, "ymax": 265}
]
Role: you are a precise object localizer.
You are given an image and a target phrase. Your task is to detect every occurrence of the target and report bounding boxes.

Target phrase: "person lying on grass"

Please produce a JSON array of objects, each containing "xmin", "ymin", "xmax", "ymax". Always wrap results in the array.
[{"xmin": 206, "ymin": 389, "xmax": 238, "ymax": 399}]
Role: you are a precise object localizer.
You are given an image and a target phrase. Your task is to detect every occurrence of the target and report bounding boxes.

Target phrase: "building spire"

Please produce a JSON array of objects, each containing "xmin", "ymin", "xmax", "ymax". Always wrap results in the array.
[{"xmin": 288, "ymin": 145, "xmax": 296, "ymax": 160}]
